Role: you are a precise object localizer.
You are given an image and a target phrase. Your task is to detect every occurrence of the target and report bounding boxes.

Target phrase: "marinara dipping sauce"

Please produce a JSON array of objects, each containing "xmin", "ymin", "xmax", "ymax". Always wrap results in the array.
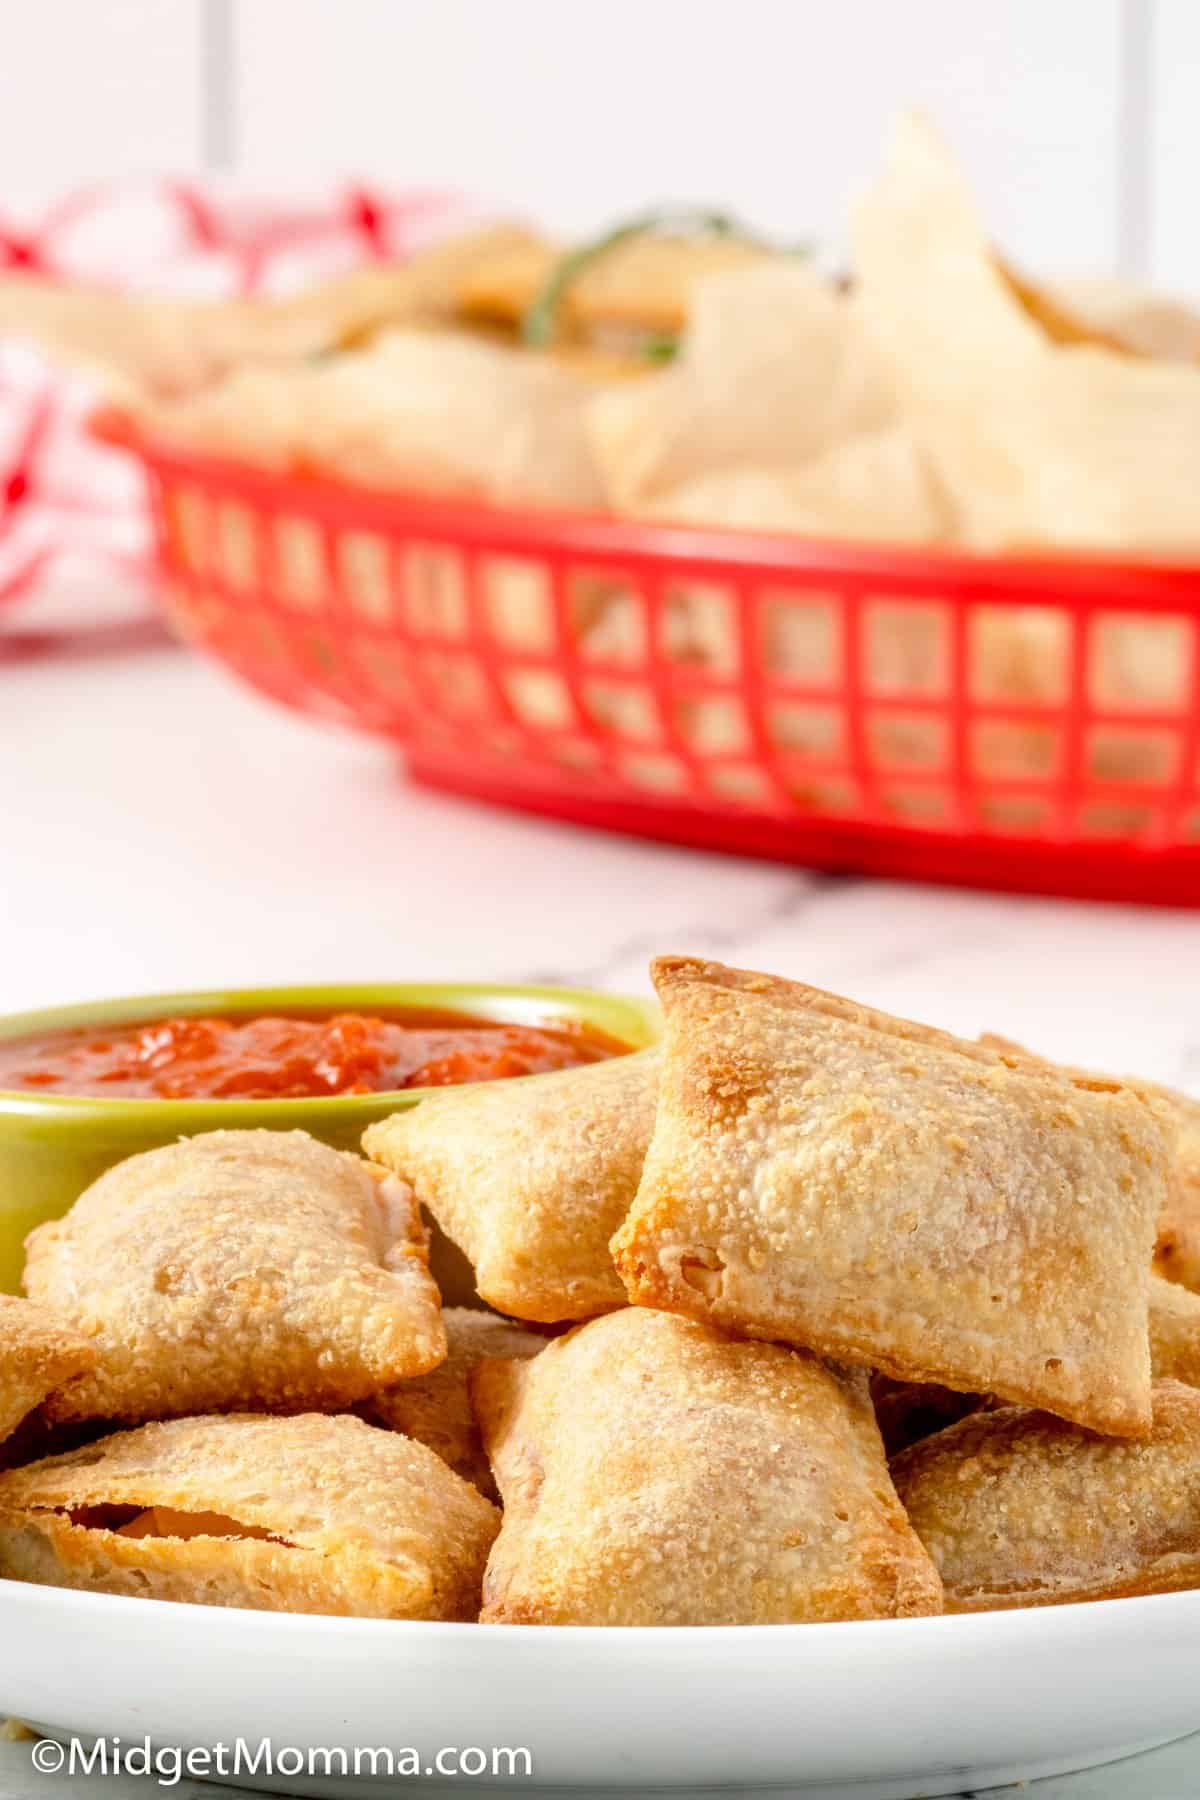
[{"xmin": 0, "ymin": 1009, "xmax": 628, "ymax": 1101}]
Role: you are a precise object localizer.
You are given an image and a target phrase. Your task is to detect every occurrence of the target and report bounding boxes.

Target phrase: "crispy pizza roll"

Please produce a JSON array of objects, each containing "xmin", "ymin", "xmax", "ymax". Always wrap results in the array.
[
  {"xmin": 1151, "ymin": 1094, "xmax": 1200, "ymax": 1291},
  {"xmin": 24, "ymin": 1130, "xmax": 446, "ymax": 1424},
  {"xmin": 473, "ymin": 1307, "xmax": 942, "ymax": 1624},
  {"xmin": 613, "ymin": 959, "xmax": 1168, "ymax": 1436},
  {"xmin": 1149, "ymin": 1276, "xmax": 1200, "ymax": 1387},
  {"xmin": 0, "ymin": 1298, "xmax": 95, "ymax": 1447},
  {"xmin": 0, "ymin": 1413, "xmax": 497, "ymax": 1619},
  {"xmin": 363, "ymin": 1307, "xmax": 550, "ymax": 1499},
  {"xmin": 893, "ymin": 1381, "xmax": 1200, "ymax": 1611},
  {"xmin": 980, "ymin": 1033, "xmax": 1200, "ymax": 1297},
  {"xmin": 364, "ymin": 1050, "xmax": 658, "ymax": 1321}
]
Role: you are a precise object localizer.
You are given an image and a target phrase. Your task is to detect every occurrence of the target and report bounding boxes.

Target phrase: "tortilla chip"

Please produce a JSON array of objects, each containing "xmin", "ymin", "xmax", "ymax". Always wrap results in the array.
[
  {"xmin": 641, "ymin": 425, "xmax": 952, "ymax": 543},
  {"xmin": 586, "ymin": 264, "xmax": 895, "ymax": 511},
  {"xmin": 1046, "ymin": 275, "xmax": 1200, "ymax": 364},
  {"xmin": 853, "ymin": 112, "xmax": 1200, "ymax": 553},
  {"xmin": 136, "ymin": 327, "xmax": 611, "ymax": 507},
  {"xmin": 0, "ymin": 224, "xmax": 541, "ymax": 404},
  {"xmin": 458, "ymin": 231, "xmax": 774, "ymax": 341}
]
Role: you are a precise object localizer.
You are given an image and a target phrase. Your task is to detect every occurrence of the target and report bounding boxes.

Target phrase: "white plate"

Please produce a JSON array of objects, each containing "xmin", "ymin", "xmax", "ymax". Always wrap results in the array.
[{"xmin": 3, "ymin": 1579, "xmax": 1199, "ymax": 1799}]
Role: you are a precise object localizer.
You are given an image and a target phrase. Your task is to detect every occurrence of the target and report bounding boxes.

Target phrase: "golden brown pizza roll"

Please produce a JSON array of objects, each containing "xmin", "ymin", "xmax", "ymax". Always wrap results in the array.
[
  {"xmin": 24, "ymin": 1129, "xmax": 445, "ymax": 1425},
  {"xmin": 472, "ymin": 1307, "xmax": 942, "ymax": 1624},
  {"xmin": 363, "ymin": 1307, "xmax": 550, "ymax": 1499},
  {"xmin": 1151, "ymin": 1095, "xmax": 1200, "ymax": 1290},
  {"xmin": 613, "ymin": 959, "xmax": 1168, "ymax": 1437},
  {"xmin": 1149, "ymin": 1276, "xmax": 1200, "ymax": 1387},
  {"xmin": 979, "ymin": 1033, "xmax": 1200, "ymax": 1297},
  {"xmin": 893, "ymin": 1381, "xmax": 1200, "ymax": 1611},
  {"xmin": 364, "ymin": 1050, "xmax": 658, "ymax": 1322},
  {"xmin": 0, "ymin": 1298, "xmax": 95, "ymax": 1446},
  {"xmin": 869, "ymin": 1375, "xmax": 983, "ymax": 1459},
  {"xmin": 0, "ymin": 1412, "xmax": 497, "ymax": 1619}
]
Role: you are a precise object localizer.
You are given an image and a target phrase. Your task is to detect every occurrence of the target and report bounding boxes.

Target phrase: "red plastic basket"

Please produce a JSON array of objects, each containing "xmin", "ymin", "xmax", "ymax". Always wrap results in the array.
[{"xmin": 123, "ymin": 434, "xmax": 1200, "ymax": 906}]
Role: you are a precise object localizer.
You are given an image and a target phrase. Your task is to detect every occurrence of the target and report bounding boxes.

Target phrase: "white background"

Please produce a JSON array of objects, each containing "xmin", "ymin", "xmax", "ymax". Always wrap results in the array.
[{"xmin": 0, "ymin": 0, "xmax": 1194, "ymax": 287}]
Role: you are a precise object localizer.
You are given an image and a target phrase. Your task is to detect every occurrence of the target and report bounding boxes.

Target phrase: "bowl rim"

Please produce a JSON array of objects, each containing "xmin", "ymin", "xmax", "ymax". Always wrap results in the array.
[
  {"xmin": 5, "ymin": 1569, "xmax": 1200, "ymax": 1640},
  {"xmin": 0, "ymin": 981, "xmax": 661, "ymax": 1124}
]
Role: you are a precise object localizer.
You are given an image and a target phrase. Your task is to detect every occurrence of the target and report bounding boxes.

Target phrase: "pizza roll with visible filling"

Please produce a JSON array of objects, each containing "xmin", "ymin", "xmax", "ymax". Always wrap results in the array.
[
  {"xmin": 0, "ymin": 1298, "xmax": 95, "ymax": 1446},
  {"xmin": 472, "ymin": 1307, "xmax": 942, "ymax": 1624},
  {"xmin": 1149, "ymin": 1276, "xmax": 1200, "ymax": 1387},
  {"xmin": 893, "ymin": 1381, "xmax": 1200, "ymax": 1611},
  {"xmin": 613, "ymin": 959, "xmax": 1167, "ymax": 1437},
  {"xmin": 0, "ymin": 1413, "xmax": 497, "ymax": 1619},
  {"xmin": 363, "ymin": 1307, "xmax": 550, "ymax": 1499},
  {"xmin": 364, "ymin": 1050, "xmax": 658, "ymax": 1322},
  {"xmin": 24, "ymin": 1129, "xmax": 446, "ymax": 1424}
]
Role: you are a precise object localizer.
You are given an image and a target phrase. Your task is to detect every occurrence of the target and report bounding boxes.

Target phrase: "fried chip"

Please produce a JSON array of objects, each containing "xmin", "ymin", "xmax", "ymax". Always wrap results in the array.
[
  {"xmin": 613, "ymin": 958, "xmax": 1166, "ymax": 1435},
  {"xmin": 893, "ymin": 1382, "xmax": 1200, "ymax": 1611},
  {"xmin": 0, "ymin": 1412, "xmax": 497, "ymax": 1619},
  {"xmin": 1045, "ymin": 274, "xmax": 1200, "ymax": 364},
  {"xmin": 457, "ymin": 231, "xmax": 773, "ymax": 343},
  {"xmin": 853, "ymin": 112, "xmax": 1200, "ymax": 553},
  {"xmin": 24, "ymin": 1129, "xmax": 445, "ymax": 1424},
  {"xmin": 0, "ymin": 1297, "xmax": 95, "ymax": 1446},
  {"xmin": 586, "ymin": 263, "xmax": 894, "ymax": 512},
  {"xmin": 363, "ymin": 1307, "xmax": 550, "ymax": 1498},
  {"xmin": 641, "ymin": 425, "xmax": 951, "ymax": 543},
  {"xmin": 134, "ymin": 327, "xmax": 609, "ymax": 507},
  {"xmin": 364, "ymin": 1050, "xmax": 658, "ymax": 1322},
  {"xmin": 474, "ymin": 1308, "xmax": 941, "ymax": 1624},
  {"xmin": 0, "ymin": 223, "xmax": 541, "ymax": 403}
]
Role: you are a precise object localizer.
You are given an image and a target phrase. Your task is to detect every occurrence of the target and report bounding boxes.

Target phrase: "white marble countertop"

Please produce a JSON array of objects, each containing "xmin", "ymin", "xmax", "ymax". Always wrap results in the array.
[
  {"xmin": 4, "ymin": 630, "xmax": 1200, "ymax": 1800},
  {"xmin": 5, "ymin": 634, "xmax": 1200, "ymax": 1088}
]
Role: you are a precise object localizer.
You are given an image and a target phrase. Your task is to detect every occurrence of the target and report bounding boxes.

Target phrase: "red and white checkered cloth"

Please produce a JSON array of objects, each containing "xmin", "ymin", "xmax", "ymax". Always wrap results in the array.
[{"xmin": 0, "ymin": 180, "xmax": 468, "ymax": 634}]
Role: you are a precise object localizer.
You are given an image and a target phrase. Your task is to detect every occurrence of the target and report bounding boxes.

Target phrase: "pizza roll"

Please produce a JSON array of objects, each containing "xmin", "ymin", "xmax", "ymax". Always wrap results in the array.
[
  {"xmin": 893, "ymin": 1382, "xmax": 1200, "ymax": 1611},
  {"xmin": 1149, "ymin": 1276, "xmax": 1200, "ymax": 1387},
  {"xmin": 613, "ymin": 959, "xmax": 1168, "ymax": 1436},
  {"xmin": 364, "ymin": 1050, "xmax": 658, "ymax": 1321},
  {"xmin": 1151, "ymin": 1093, "xmax": 1200, "ymax": 1291},
  {"xmin": 363, "ymin": 1307, "xmax": 550, "ymax": 1499},
  {"xmin": 24, "ymin": 1130, "xmax": 446, "ymax": 1424},
  {"xmin": 980, "ymin": 1032, "xmax": 1200, "ymax": 1296},
  {"xmin": 472, "ymin": 1307, "xmax": 942, "ymax": 1624},
  {"xmin": 0, "ymin": 1298, "xmax": 95, "ymax": 1446},
  {"xmin": 0, "ymin": 1413, "xmax": 497, "ymax": 1619}
]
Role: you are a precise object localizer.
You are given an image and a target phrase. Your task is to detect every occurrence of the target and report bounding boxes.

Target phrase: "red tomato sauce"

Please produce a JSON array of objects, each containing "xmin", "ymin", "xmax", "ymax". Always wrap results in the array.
[{"xmin": 0, "ymin": 1010, "xmax": 628, "ymax": 1100}]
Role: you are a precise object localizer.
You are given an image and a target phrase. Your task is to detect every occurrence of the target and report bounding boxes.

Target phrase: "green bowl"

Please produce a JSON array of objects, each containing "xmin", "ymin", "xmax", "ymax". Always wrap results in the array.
[{"xmin": 0, "ymin": 982, "xmax": 661, "ymax": 1297}]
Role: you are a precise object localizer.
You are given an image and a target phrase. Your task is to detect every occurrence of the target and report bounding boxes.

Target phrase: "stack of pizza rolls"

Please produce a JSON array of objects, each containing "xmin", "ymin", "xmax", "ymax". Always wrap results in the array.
[{"xmin": 3, "ymin": 957, "xmax": 1199, "ymax": 1625}]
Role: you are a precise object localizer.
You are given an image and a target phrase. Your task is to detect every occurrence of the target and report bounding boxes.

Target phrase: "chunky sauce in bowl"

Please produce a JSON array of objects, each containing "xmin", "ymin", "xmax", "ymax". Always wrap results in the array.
[{"xmin": 0, "ymin": 1009, "xmax": 627, "ymax": 1100}]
